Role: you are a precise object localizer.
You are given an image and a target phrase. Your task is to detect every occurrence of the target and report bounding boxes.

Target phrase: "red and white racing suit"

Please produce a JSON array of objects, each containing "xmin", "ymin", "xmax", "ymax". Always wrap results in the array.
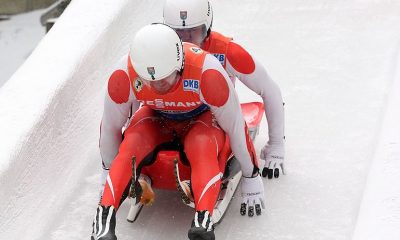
[
  {"xmin": 203, "ymin": 31, "xmax": 285, "ymax": 147},
  {"xmin": 100, "ymin": 43, "xmax": 258, "ymax": 213},
  {"xmin": 100, "ymin": 32, "xmax": 284, "ymax": 172}
]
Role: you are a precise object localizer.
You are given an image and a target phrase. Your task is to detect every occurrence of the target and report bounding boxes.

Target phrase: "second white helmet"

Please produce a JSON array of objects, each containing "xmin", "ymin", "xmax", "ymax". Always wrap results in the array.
[
  {"xmin": 129, "ymin": 24, "xmax": 184, "ymax": 81},
  {"xmin": 163, "ymin": 0, "xmax": 213, "ymax": 32}
]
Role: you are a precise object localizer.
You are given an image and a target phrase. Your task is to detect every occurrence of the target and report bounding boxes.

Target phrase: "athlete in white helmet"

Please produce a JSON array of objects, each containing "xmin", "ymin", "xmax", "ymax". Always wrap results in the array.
[
  {"xmin": 94, "ymin": 24, "xmax": 265, "ymax": 240},
  {"xmin": 164, "ymin": 0, "xmax": 286, "ymax": 179}
]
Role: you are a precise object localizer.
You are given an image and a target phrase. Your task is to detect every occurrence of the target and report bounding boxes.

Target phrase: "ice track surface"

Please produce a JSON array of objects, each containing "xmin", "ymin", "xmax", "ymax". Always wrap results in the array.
[{"xmin": 1, "ymin": 1, "xmax": 400, "ymax": 240}]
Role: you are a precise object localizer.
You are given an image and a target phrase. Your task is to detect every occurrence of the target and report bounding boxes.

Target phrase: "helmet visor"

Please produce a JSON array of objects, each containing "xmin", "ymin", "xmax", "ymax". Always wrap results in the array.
[{"xmin": 174, "ymin": 24, "xmax": 207, "ymax": 47}]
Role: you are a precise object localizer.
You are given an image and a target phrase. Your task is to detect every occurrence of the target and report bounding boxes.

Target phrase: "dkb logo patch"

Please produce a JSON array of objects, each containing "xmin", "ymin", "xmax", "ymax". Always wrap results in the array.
[{"xmin": 183, "ymin": 79, "xmax": 199, "ymax": 93}]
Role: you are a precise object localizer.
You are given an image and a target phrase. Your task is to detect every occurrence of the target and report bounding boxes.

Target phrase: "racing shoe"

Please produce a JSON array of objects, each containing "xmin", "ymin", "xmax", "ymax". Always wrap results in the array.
[
  {"xmin": 188, "ymin": 210, "xmax": 215, "ymax": 240},
  {"xmin": 91, "ymin": 205, "xmax": 117, "ymax": 240}
]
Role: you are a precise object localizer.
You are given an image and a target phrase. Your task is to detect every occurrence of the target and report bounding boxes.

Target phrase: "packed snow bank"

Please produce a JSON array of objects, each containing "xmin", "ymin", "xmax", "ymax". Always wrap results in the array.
[
  {"xmin": 352, "ymin": 45, "xmax": 400, "ymax": 240},
  {"xmin": 0, "ymin": 0, "xmax": 161, "ymax": 238}
]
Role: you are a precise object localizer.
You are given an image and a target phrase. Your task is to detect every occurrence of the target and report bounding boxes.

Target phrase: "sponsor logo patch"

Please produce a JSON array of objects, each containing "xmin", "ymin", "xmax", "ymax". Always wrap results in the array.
[
  {"xmin": 134, "ymin": 78, "xmax": 143, "ymax": 92},
  {"xmin": 213, "ymin": 53, "xmax": 226, "ymax": 65},
  {"xmin": 139, "ymin": 99, "xmax": 202, "ymax": 109},
  {"xmin": 183, "ymin": 79, "xmax": 200, "ymax": 93},
  {"xmin": 190, "ymin": 47, "xmax": 203, "ymax": 54}
]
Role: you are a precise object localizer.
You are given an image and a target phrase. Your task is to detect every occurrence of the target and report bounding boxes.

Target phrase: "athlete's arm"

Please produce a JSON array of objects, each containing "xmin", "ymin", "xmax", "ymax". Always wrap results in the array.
[
  {"xmin": 225, "ymin": 41, "xmax": 285, "ymax": 145},
  {"xmin": 199, "ymin": 54, "xmax": 257, "ymax": 177},
  {"xmin": 99, "ymin": 55, "xmax": 140, "ymax": 170}
]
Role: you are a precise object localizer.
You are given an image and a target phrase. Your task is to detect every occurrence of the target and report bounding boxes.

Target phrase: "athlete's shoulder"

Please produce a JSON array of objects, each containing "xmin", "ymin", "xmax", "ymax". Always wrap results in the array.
[
  {"xmin": 107, "ymin": 54, "xmax": 132, "ymax": 104},
  {"xmin": 226, "ymin": 41, "xmax": 255, "ymax": 74},
  {"xmin": 184, "ymin": 42, "xmax": 208, "ymax": 55},
  {"xmin": 203, "ymin": 31, "xmax": 232, "ymax": 52},
  {"xmin": 210, "ymin": 31, "xmax": 233, "ymax": 42},
  {"xmin": 183, "ymin": 42, "xmax": 208, "ymax": 69},
  {"xmin": 200, "ymin": 55, "xmax": 230, "ymax": 107}
]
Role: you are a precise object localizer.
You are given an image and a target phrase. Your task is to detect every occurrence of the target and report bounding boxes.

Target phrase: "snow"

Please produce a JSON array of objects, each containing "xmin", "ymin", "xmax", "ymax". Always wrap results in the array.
[
  {"xmin": 0, "ymin": 0, "xmax": 400, "ymax": 240},
  {"xmin": 0, "ymin": 9, "xmax": 45, "ymax": 88},
  {"xmin": 352, "ymin": 42, "xmax": 400, "ymax": 240}
]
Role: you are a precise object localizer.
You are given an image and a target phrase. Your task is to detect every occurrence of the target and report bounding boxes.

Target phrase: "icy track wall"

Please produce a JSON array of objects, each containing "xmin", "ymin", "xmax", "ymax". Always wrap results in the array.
[
  {"xmin": 0, "ymin": 0, "xmax": 162, "ymax": 239},
  {"xmin": 352, "ymin": 47, "xmax": 400, "ymax": 240}
]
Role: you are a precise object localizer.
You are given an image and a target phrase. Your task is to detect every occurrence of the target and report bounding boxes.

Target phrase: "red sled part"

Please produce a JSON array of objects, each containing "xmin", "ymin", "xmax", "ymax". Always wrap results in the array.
[{"xmin": 240, "ymin": 102, "xmax": 264, "ymax": 129}]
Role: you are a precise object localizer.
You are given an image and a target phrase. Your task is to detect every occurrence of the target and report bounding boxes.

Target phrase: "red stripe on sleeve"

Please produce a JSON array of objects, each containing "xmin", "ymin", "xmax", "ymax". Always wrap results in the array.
[
  {"xmin": 108, "ymin": 70, "xmax": 130, "ymax": 104},
  {"xmin": 226, "ymin": 42, "xmax": 256, "ymax": 74},
  {"xmin": 201, "ymin": 69, "xmax": 229, "ymax": 107}
]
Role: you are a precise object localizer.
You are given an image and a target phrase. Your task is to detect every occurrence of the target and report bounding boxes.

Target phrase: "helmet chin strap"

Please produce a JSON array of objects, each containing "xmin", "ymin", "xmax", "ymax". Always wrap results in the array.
[
  {"xmin": 201, "ymin": 34, "xmax": 211, "ymax": 49},
  {"xmin": 202, "ymin": 20, "xmax": 212, "ymax": 48},
  {"xmin": 179, "ymin": 48, "xmax": 185, "ymax": 76},
  {"xmin": 207, "ymin": 17, "xmax": 213, "ymax": 37}
]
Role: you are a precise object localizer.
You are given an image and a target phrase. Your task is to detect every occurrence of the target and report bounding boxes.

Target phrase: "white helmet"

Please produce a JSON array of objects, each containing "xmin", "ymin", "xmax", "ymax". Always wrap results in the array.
[
  {"xmin": 129, "ymin": 24, "xmax": 184, "ymax": 81},
  {"xmin": 163, "ymin": 0, "xmax": 213, "ymax": 33}
]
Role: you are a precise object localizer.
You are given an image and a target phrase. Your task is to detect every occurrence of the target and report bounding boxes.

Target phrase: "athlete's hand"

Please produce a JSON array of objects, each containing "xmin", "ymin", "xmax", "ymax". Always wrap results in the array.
[
  {"xmin": 240, "ymin": 174, "xmax": 265, "ymax": 217},
  {"xmin": 260, "ymin": 143, "xmax": 285, "ymax": 179}
]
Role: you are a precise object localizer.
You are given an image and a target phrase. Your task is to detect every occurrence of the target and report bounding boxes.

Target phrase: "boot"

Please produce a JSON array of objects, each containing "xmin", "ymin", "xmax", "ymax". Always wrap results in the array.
[
  {"xmin": 91, "ymin": 205, "xmax": 117, "ymax": 240},
  {"xmin": 188, "ymin": 210, "xmax": 215, "ymax": 240}
]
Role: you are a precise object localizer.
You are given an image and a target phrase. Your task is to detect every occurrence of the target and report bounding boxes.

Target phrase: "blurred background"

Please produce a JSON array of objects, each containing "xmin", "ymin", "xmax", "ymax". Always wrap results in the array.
[
  {"xmin": 0, "ymin": 0, "xmax": 69, "ymax": 87},
  {"xmin": 1, "ymin": 0, "xmax": 54, "ymax": 14}
]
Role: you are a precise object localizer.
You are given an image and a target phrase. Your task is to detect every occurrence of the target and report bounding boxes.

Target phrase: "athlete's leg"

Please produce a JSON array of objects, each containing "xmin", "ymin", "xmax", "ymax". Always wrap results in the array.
[
  {"xmin": 101, "ymin": 107, "xmax": 172, "ymax": 209},
  {"xmin": 183, "ymin": 111, "xmax": 226, "ymax": 213}
]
